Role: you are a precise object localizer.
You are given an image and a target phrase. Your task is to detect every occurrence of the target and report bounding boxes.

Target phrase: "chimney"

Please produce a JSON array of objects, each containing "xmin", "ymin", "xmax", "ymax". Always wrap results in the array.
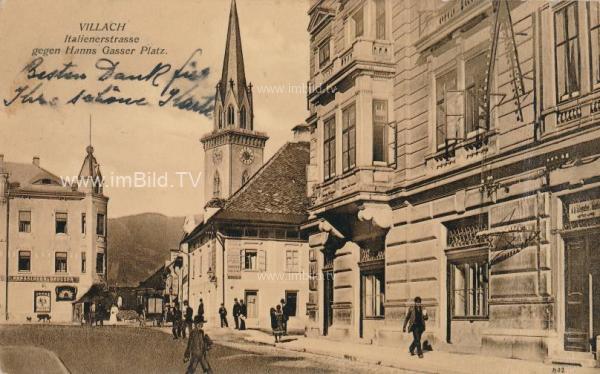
[
  {"xmin": 0, "ymin": 154, "xmax": 4, "ymax": 165},
  {"xmin": 32, "ymin": 156, "xmax": 40, "ymax": 167},
  {"xmin": 291, "ymin": 123, "xmax": 310, "ymax": 142}
]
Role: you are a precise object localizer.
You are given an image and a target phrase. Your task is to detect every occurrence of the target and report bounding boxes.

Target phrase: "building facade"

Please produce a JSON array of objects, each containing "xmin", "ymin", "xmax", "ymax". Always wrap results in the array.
[
  {"xmin": 304, "ymin": 0, "xmax": 599, "ymax": 364},
  {"xmin": 182, "ymin": 0, "xmax": 311, "ymax": 332},
  {"xmin": 0, "ymin": 147, "xmax": 108, "ymax": 322}
]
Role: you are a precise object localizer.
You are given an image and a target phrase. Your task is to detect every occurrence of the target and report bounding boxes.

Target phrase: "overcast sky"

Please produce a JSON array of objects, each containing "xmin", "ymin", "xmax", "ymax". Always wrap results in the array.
[{"xmin": 0, "ymin": 0, "xmax": 310, "ymax": 218}]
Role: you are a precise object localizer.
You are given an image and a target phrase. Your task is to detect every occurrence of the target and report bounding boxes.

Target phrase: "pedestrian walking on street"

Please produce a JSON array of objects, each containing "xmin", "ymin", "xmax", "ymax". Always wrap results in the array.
[
  {"xmin": 184, "ymin": 316, "xmax": 213, "ymax": 374},
  {"xmin": 173, "ymin": 305, "xmax": 183, "ymax": 339},
  {"xmin": 184, "ymin": 300, "xmax": 194, "ymax": 337},
  {"xmin": 239, "ymin": 300, "xmax": 247, "ymax": 330},
  {"xmin": 403, "ymin": 296, "xmax": 428, "ymax": 358},
  {"xmin": 197, "ymin": 298, "xmax": 205, "ymax": 322},
  {"xmin": 280, "ymin": 298, "xmax": 290, "ymax": 335},
  {"xmin": 232, "ymin": 299, "xmax": 240, "ymax": 329},
  {"xmin": 218, "ymin": 303, "xmax": 228, "ymax": 328}
]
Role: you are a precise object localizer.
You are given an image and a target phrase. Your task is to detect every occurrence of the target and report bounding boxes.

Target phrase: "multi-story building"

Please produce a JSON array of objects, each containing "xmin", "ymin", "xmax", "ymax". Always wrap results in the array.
[
  {"xmin": 304, "ymin": 0, "xmax": 599, "ymax": 365},
  {"xmin": 182, "ymin": 0, "xmax": 311, "ymax": 332},
  {"xmin": 0, "ymin": 146, "xmax": 108, "ymax": 322}
]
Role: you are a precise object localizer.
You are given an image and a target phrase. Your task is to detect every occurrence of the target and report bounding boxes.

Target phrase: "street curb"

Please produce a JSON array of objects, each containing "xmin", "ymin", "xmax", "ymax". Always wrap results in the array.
[{"xmin": 240, "ymin": 336, "xmax": 461, "ymax": 374}]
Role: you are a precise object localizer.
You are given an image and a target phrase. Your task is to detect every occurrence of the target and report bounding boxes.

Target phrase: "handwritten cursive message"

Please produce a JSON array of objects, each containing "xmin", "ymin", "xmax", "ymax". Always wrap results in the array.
[{"xmin": 3, "ymin": 49, "xmax": 214, "ymax": 117}]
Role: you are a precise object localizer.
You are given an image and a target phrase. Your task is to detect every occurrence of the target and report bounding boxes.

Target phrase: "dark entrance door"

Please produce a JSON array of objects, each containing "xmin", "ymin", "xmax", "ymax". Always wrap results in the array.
[
  {"xmin": 323, "ymin": 270, "xmax": 334, "ymax": 336},
  {"xmin": 564, "ymin": 235, "xmax": 600, "ymax": 352}
]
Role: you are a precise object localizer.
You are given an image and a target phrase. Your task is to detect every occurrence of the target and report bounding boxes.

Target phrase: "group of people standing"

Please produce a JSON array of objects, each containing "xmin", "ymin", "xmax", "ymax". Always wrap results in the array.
[
  {"xmin": 171, "ymin": 299, "xmax": 206, "ymax": 340},
  {"xmin": 217, "ymin": 298, "xmax": 247, "ymax": 329},
  {"xmin": 270, "ymin": 298, "xmax": 292, "ymax": 343}
]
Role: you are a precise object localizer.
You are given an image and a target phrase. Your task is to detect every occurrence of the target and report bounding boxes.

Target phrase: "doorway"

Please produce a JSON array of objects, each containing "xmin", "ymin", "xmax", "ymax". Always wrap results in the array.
[
  {"xmin": 564, "ymin": 235, "xmax": 600, "ymax": 352},
  {"xmin": 323, "ymin": 270, "xmax": 333, "ymax": 335},
  {"xmin": 244, "ymin": 290, "xmax": 258, "ymax": 319}
]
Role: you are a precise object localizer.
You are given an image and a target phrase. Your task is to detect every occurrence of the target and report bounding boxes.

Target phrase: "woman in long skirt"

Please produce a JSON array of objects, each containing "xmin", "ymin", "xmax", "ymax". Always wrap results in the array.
[{"xmin": 273, "ymin": 305, "xmax": 285, "ymax": 343}]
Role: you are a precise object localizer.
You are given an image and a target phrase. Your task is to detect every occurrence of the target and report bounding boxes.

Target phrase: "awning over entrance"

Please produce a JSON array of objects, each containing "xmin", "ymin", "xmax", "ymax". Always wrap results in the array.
[{"xmin": 73, "ymin": 284, "xmax": 106, "ymax": 304}]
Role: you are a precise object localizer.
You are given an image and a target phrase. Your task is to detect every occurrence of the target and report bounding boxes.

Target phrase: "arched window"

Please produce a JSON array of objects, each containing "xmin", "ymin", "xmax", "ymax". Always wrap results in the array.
[
  {"xmin": 213, "ymin": 172, "xmax": 221, "ymax": 197},
  {"xmin": 227, "ymin": 105, "xmax": 235, "ymax": 126},
  {"xmin": 240, "ymin": 106, "xmax": 247, "ymax": 129},
  {"xmin": 218, "ymin": 107, "xmax": 223, "ymax": 129},
  {"xmin": 241, "ymin": 170, "xmax": 250, "ymax": 185}
]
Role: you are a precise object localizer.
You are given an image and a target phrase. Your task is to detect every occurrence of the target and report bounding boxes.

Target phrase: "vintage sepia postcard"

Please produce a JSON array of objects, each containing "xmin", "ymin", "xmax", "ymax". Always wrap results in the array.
[{"xmin": 0, "ymin": 0, "xmax": 599, "ymax": 373}]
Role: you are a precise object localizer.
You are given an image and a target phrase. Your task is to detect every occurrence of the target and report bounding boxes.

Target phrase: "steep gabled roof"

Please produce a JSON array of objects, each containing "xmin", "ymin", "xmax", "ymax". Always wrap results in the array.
[{"xmin": 213, "ymin": 141, "xmax": 310, "ymax": 225}]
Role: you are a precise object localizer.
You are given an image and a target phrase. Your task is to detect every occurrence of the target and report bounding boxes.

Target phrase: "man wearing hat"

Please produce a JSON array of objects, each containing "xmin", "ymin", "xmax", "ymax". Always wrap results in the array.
[
  {"xmin": 403, "ymin": 296, "xmax": 428, "ymax": 358},
  {"xmin": 184, "ymin": 316, "xmax": 212, "ymax": 373}
]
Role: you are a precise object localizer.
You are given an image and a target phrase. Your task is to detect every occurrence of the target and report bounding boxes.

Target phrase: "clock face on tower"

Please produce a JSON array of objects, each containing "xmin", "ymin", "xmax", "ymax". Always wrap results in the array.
[
  {"xmin": 212, "ymin": 149, "xmax": 223, "ymax": 165},
  {"xmin": 239, "ymin": 147, "xmax": 255, "ymax": 165}
]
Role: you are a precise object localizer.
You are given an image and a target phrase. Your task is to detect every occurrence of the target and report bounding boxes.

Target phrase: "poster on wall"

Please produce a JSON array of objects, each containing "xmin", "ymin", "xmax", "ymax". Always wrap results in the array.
[{"xmin": 34, "ymin": 291, "xmax": 51, "ymax": 313}]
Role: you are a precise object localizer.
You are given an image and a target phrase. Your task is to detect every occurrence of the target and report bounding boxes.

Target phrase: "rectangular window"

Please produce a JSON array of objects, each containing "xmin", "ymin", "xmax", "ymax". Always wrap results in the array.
[
  {"xmin": 362, "ymin": 272, "xmax": 385, "ymax": 317},
  {"xmin": 55, "ymin": 212, "xmax": 67, "ymax": 234},
  {"xmin": 81, "ymin": 213, "xmax": 86, "ymax": 234},
  {"xmin": 96, "ymin": 252, "xmax": 105, "ymax": 274},
  {"xmin": 436, "ymin": 71, "xmax": 457, "ymax": 148},
  {"xmin": 18, "ymin": 211, "xmax": 31, "ymax": 233},
  {"xmin": 243, "ymin": 250, "xmax": 257, "ymax": 271},
  {"xmin": 589, "ymin": 2, "xmax": 600, "ymax": 86},
  {"xmin": 323, "ymin": 116, "xmax": 336, "ymax": 180},
  {"xmin": 319, "ymin": 39, "xmax": 330, "ymax": 67},
  {"xmin": 342, "ymin": 104, "xmax": 357, "ymax": 171},
  {"xmin": 451, "ymin": 261, "xmax": 489, "ymax": 318},
  {"xmin": 285, "ymin": 291, "xmax": 298, "ymax": 317},
  {"xmin": 18, "ymin": 250, "xmax": 31, "ymax": 272},
  {"xmin": 375, "ymin": 0, "xmax": 386, "ymax": 39},
  {"xmin": 353, "ymin": 7, "xmax": 364, "ymax": 38},
  {"xmin": 55, "ymin": 252, "xmax": 67, "ymax": 273},
  {"xmin": 465, "ymin": 53, "xmax": 488, "ymax": 135},
  {"xmin": 285, "ymin": 250, "xmax": 300, "ymax": 273},
  {"xmin": 373, "ymin": 100, "xmax": 388, "ymax": 163},
  {"xmin": 555, "ymin": 3, "xmax": 580, "ymax": 101},
  {"xmin": 81, "ymin": 252, "xmax": 86, "ymax": 273},
  {"xmin": 96, "ymin": 213, "xmax": 105, "ymax": 236}
]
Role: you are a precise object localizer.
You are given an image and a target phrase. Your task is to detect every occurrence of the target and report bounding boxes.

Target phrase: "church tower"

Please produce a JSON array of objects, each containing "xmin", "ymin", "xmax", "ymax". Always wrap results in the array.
[{"xmin": 201, "ymin": 0, "xmax": 268, "ymax": 207}]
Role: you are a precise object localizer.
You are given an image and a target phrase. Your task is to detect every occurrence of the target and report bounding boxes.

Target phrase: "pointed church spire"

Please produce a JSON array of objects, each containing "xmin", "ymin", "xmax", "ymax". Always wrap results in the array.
[
  {"xmin": 79, "ymin": 115, "xmax": 102, "ymax": 182},
  {"xmin": 219, "ymin": 0, "xmax": 248, "ymax": 104}
]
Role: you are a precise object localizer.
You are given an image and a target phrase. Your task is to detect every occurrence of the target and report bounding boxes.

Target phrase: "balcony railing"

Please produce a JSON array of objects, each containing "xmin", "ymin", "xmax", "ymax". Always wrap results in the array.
[
  {"xmin": 417, "ymin": 0, "xmax": 489, "ymax": 50},
  {"xmin": 309, "ymin": 166, "xmax": 393, "ymax": 208},
  {"xmin": 309, "ymin": 38, "xmax": 394, "ymax": 98}
]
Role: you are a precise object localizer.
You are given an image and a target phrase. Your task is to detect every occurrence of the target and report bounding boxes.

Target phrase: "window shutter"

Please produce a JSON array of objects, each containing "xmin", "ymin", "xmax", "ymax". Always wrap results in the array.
[
  {"xmin": 258, "ymin": 250, "xmax": 266, "ymax": 272},
  {"xmin": 227, "ymin": 248, "xmax": 242, "ymax": 279}
]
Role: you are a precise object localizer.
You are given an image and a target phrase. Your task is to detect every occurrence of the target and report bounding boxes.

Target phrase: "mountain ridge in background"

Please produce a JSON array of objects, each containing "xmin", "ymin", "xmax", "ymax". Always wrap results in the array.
[{"xmin": 107, "ymin": 212, "xmax": 185, "ymax": 287}]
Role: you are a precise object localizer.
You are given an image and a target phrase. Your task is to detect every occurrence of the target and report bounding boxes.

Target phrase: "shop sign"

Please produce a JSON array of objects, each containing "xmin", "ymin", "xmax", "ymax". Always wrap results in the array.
[{"xmin": 569, "ymin": 199, "xmax": 600, "ymax": 221}]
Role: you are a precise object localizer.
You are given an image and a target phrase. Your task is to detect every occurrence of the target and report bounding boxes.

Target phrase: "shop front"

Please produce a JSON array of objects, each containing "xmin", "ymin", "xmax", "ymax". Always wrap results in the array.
[{"xmin": 560, "ymin": 191, "xmax": 600, "ymax": 353}]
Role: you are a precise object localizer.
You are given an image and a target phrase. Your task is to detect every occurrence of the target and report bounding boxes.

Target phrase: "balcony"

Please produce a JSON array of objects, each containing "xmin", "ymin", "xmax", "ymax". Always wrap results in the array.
[
  {"xmin": 308, "ymin": 38, "xmax": 394, "ymax": 101},
  {"xmin": 309, "ymin": 166, "xmax": 393, "ymax": 211},
  {"xmin": 416, "ymin": 0, "xmax": 490, "ymax": 53}
]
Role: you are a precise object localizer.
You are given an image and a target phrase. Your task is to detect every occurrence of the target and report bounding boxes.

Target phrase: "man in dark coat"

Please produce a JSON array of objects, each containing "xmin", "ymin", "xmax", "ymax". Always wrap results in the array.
[
  {"xmin": 280, "ymin": 298, "xmax": 290, "ymax": 335},
  {"xmin": 173, "ymin": 305, "xmax": 183, "ymax": 339},
  {"xmin": 239, "ymin": 300, "xmax": 247, "ymax": 330},
  {"xmin": 184, "ymin": 300, "xmax": 194, "ymax": 338},
  {"xmin": 184, "ymin": 316, "xmax": 212, "ymax": 374},
  {"xmin": 218, "ymin": 303, "xmax": 228, "ymax": 328},
  {"xmin": 403, "ymin": 296, "xmax": 428, "ymax": 358},
  {"xmin": 197, "ymin": 298, "xmax": 205, "ymax": 322},
  {"xmin": 232, "ymin": 299, "xmax": 240, "ymax": 330}
]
